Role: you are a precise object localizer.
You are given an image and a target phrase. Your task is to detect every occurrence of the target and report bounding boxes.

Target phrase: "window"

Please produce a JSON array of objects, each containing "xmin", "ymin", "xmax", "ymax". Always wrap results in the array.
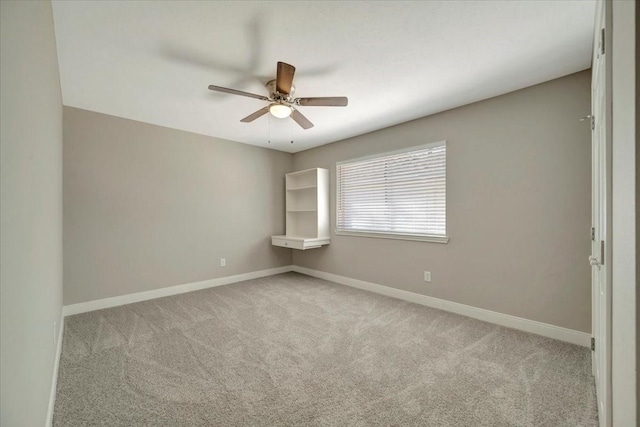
[{"xmin": 336, "ymin": 141, "xmax": 447, "ymax": 243}]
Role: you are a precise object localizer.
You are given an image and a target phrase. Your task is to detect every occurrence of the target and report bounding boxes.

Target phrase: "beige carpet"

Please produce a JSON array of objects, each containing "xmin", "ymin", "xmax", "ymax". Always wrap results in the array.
[{"xmin": 54, "ymin": 272, "xmax": 597, "ymax": 426}]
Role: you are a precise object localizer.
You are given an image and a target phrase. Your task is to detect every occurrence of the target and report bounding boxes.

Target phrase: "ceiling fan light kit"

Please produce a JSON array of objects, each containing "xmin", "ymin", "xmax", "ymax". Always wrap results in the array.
[
  {"xmin": 269, "ymin": 103, "xmax": 292, "ymax": 118},
  {"xmin": 208, "ymin": 61, "xmax": 348, "ymax": 130}
]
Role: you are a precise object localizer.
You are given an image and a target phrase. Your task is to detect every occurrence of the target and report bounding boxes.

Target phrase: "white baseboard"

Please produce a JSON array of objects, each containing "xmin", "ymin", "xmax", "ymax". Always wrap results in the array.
[
  {"xmin": 62, "ymin": 265, "xmax": 294, "ymax": 316},
  {"xmin": 291, "ymin": 266, "xmax": 591, "ymax": 348},
  {"xmin": 60, "ymin": 263, "xmax": 591, "ymax": 347},
  {"xmin": 46, "ymin": 311, "xmax": 64, "ymax": 427}
]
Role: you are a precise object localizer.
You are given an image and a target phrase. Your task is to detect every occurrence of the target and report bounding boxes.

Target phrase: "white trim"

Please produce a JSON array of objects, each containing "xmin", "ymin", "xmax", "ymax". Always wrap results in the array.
[
  {"xmin": 62, "ymin": 266, "xmax": 294, "ymax": 316},
  {"xmin": 335, "ymin": 230, "xmax": 449, "ymax": 244},
  {"xmin": 46, "ymin": 312, "xmax": 64, "ymax": 427},
  {"xmin": 291, "ymin": 266, "xmax": 591, "ymax": 347}
]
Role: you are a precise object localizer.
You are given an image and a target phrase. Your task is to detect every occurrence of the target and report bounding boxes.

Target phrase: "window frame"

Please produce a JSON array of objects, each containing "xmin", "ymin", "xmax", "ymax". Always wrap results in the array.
[{"xmin": 335, "ymin": 141, "xmax": 449, "ymax": 244}]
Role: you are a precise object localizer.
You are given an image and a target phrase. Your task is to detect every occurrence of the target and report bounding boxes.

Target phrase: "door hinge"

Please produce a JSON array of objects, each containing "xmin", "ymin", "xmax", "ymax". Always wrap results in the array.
[
  {"xmin": 580, "ymin": 114, "xmax": 595, "ymax": 130},
  {"xmin": 591, "ymin": 337, "xmax": 595, "ymax": 351},
  {"xmin": 591, "ymin": 227, "xmax": 595, "ymax": 240},
  {"xmin": 600, "ymin": 28, "xmax": 605, "ymax": 55}
]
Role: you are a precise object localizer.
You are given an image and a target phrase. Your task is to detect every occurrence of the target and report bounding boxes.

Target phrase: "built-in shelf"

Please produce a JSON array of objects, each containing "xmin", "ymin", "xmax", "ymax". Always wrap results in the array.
[
  {"xmin": 287, "ymin": 185, "xmax": 317, "ymax": 191},
  {"xmin": 272, "ymin": 168, "xmax": 330, "ymax": 250}
]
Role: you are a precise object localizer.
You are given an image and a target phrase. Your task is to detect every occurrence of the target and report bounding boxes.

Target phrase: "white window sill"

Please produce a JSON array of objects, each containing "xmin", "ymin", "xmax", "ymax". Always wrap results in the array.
[{"xmin": 335, "ymin": 230, "xmax": 449, "ymax": 244}]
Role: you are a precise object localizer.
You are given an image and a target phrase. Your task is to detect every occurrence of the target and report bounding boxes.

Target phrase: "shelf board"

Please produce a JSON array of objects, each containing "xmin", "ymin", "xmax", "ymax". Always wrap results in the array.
[
  {"xmin": 286, "ymin": 168, "xmax": 318, "ymax": 176},
  {"xmin": 272, "ymin": 235, "xmax": 317, "ymax": 241},
  {"xmin": 286, "ymin": 185, "xmax": 317, "ymax": 191}
]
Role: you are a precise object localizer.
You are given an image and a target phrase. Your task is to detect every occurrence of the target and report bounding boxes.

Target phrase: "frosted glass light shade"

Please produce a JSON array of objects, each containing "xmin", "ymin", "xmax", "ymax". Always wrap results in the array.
[{"xmin": 269, "ymin": 103, "xmax": 292, "ymax": 118}]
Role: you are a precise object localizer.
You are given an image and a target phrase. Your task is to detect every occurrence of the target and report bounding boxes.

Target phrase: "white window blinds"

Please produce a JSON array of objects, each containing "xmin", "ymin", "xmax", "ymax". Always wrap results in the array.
[{"xmin": 337, "ymin": 142, "xmax": 446, "ymax": 240}]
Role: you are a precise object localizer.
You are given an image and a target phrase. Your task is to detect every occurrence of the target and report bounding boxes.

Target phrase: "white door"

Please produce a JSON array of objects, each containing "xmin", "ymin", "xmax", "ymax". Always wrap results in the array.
[{"xmin": 590, "ymin": 2, "xmax": 611, "ymax": 426}]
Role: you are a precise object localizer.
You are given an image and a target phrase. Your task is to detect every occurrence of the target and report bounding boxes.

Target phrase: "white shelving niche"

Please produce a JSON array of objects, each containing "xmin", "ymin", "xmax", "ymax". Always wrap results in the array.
[{"xmin": 272, "ymin": 168, "xmax": 330, "ymax": 250}]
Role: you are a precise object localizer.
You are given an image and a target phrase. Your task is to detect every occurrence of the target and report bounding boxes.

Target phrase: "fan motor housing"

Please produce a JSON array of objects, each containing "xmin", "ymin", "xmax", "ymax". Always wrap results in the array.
[{"xmin": 266, "ymin": 79, "xmax": 295, "ymax": 101}]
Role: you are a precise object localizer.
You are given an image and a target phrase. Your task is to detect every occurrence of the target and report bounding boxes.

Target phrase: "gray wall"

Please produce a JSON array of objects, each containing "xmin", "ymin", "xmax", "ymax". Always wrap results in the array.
[
  {"xmin": 293, "ymin": 70, "xmax": 592, "ymax": 332},
  {"xmin": 63, "ymin": 108, "xmax": 293, "ymax": 305},
  {"xmin": 0, "ymin": 1, "xmax": 64, "ymax": 425}
]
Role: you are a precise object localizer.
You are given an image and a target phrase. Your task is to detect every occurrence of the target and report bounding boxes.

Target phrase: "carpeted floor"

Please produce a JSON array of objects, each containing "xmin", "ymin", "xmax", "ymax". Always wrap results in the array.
[{"xmin": 54, "ymin": 272, "xmax": 598, "ymax": 426}]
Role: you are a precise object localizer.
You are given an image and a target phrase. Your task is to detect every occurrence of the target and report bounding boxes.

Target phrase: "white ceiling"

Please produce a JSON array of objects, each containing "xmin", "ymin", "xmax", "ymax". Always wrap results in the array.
[{"xmin": 51, "ymin": 1, "xmax": 595, "ymax": 153}]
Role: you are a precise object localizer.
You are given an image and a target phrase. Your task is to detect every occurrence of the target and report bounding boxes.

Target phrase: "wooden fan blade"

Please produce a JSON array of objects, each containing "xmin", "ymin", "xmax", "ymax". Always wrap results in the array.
[
  {"xmin": 276, "ymin": 62, "xmax": 295, "ymax": 95},
  {"xmin": 208, "ymin": 85, "xmax": 269, "ymax": 101},
  {"xmin": 290, "ymin": 108, "xmax": 314, "ymax": 130},
  {"xmin": 240, "ymin": 106, "xmax": 270, "ymax": 122},
  {"xmin": 295, "ymin": 97, "xmax": 348, "ymax": 107}
]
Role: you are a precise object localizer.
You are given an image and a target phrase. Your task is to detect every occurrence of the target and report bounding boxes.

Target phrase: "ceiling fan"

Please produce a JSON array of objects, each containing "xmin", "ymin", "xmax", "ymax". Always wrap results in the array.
[{"xmin": 208, "ymin": 61, "xmax": 348, "ymax": 130}]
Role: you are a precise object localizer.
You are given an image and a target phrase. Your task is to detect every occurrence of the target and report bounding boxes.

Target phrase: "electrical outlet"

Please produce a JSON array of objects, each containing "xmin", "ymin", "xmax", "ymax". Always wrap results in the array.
[
  {"xmin": 53, "ymin": 321, "xmax": 57, "ymax": 345},
  {"xmin": 424, "ymin": 271, "xmax": 431, "ymax": 282},
  {"xmin": 220, "ymin": 258, "xmax": 226, "ymax": 267}
]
